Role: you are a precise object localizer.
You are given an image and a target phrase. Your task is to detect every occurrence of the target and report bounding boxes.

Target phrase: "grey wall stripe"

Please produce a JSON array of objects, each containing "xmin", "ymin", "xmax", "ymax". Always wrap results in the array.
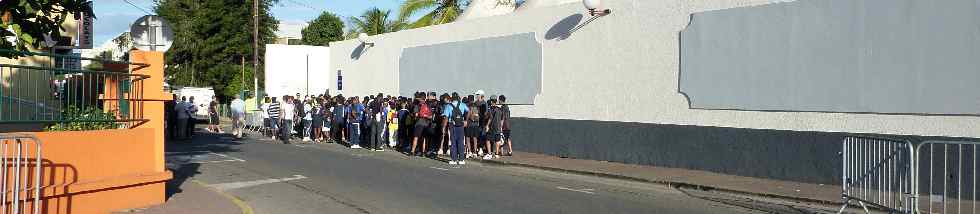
[{"xmin": 679, "ymin": 0, "xmax": 980, "ymax": 115}]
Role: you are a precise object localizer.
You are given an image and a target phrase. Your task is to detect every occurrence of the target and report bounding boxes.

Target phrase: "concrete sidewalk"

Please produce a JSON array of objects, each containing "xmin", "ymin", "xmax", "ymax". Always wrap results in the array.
[
  {"xmin": 114, "ymin": 178, "xmax": 248, "ymax": 214},
  {"xmin": 476, "ymin": 151, "xmax": 840, "ymax": 205}
]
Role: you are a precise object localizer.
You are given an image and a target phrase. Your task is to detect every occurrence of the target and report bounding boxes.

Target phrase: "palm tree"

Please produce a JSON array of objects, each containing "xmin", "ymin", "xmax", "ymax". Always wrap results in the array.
[
  {"xmin": 398, "ymin": 0, "xmax": 468, "ymax": 29},
  {"xmin": 348, "ymin": 8, "xmax": 406, "ymax": 37}
]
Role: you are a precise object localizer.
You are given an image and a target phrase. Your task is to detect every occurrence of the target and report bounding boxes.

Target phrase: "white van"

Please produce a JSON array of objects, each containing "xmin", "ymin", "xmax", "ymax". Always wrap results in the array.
[{"xmin": 173, "ymin": 87, "xmax": 215, "ymax": 117}]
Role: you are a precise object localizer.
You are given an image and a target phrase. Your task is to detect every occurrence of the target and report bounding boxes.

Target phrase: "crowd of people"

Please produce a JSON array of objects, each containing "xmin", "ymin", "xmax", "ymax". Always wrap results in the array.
[
  {"xmin": 255, "ymin": 90, "xmax": 514, "ymax": 165},
  {"xmin": 167, "ymin": 94, "xmax": 246, "ymax": 140}
]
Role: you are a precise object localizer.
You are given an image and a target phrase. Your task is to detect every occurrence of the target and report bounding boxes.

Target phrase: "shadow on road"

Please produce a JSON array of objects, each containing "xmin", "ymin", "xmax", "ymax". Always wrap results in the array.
[{"xmin": 164, "ymin": 124, "xmax": 244, "ymax": 200}]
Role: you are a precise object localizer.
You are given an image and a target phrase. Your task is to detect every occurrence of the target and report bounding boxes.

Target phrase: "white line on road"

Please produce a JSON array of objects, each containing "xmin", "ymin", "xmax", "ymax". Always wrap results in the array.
[
  {"xmin": 429, "ymin": 167, "xmax": 450, "ymax": 171},
  {"xmin": 557, "ymin": 186, "xmax": 595, "ymax": 194},
  {"xmin": 210, "ymin": 152, "xmax": 246, "ymax": 162},
  {"xmin": 209, "ymin": 175, "xmax": 308, "ymax": 191},
  {"xmin": 166, "ymin": 151, "xmax": 245, "ymax": 164}
]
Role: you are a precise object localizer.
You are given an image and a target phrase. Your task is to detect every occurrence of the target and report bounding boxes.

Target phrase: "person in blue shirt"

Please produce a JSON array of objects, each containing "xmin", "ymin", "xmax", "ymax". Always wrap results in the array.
[
  {"xmin": 441, "ymin": 92, "xmax": 469, "ymax": 165},
  {"xmin": 350, "ymin": 97, "xmax": 365, "ymax": 149}
]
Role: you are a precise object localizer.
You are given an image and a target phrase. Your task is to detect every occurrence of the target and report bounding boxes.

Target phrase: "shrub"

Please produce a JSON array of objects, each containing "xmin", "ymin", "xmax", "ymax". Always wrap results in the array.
[{"xmin": 44, "ymin": 106, "xmax": 119, "ymax": 131}]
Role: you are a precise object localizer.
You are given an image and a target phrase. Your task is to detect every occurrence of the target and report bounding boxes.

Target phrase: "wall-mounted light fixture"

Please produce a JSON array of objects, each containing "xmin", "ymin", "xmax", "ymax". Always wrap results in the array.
[
  {"xmin": 357, "ymin": 33, "xmax": 374, "ymax": 47},
  {"xmin": 583, "ymin": 0, "xmax": 611, "ymax": 16}
]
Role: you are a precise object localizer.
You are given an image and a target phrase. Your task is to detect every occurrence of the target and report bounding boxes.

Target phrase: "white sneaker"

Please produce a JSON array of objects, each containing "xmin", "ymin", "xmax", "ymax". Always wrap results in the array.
[
  {"xmin": 458, "ymin": 161, "xmax": 465, "ymax": 165},
  {"xmin": 483, "ymin": 155, "xmax": 491, "ymax": 160},
  {"xmin": 303, "ymin": 137, "xmax": 310, "ymax": 142},
  {"xmin": 449, "ymin": 161, "xmax": 457, "ymax": 165},
  {"xmin": 437, "ymin": 151, "xmax": 444, "ymax": 155},
  {"xmin": 478, "ymin": 150, "xmax": 484, "ymax": 156},
  {"xmin": 494, "ymin": 155, "xmax": 500, "ymax": 159},
  {"xmin": 351, "ymin": 145, "xmax": 362, "ymax": 149}
]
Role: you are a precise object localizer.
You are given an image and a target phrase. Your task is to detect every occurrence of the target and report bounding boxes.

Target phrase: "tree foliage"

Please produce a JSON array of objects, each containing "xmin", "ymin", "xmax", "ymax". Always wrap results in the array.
[
  {"xmin": 0, "ymin": 0, "xmax": 94, "ymax": 57},
  {"xmin": 398, "ymin": 0, "xmax": 467, "ymax": 29},
  {"xmin": 301, "ymin": 11, "xmax": 344, "ymax": 46},
  {"xmin": 155, "ymin": 0, "xmax": 278, "ymax": 102},
  {"xmin": 349, "ymin": 8, "xmax": 405, "ymax": 36}
]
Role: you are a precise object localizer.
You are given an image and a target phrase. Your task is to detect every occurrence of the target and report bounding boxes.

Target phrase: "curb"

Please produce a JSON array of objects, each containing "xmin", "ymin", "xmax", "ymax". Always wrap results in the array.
[
  {"xmin": 474, "ymin": 158, "xmax": 843, "ymax": 207},
  {"xmin": 190, "ymin": 179, "xmax": 255, "ymax": 214}
]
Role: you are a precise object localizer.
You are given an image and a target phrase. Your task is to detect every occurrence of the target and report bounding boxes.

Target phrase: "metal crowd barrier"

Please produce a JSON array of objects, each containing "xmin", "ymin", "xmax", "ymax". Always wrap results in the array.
[
  {"xmin": 839, "ymin": 136, "xmax": 916, "ymax": 213},
  {"xmin": 0, "ymin": 134, "xmax": 42, "ymax": 214},
  {"xmin": 244, "ymin": 111, "xmax": 264, "ymax": 133},
  {"xmin": 916, "ymin": 141, "xmax": 980, "ymax": 214}
]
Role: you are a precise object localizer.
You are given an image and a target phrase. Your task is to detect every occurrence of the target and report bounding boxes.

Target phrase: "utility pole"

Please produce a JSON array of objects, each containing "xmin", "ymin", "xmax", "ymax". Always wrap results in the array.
[
  {"xmin": 252, "ymin": 0, "xmax": 259, "ymax": 99},
  {"xmin": 241, "ymin": 56, "xmax": 246, "ymax": 99}
]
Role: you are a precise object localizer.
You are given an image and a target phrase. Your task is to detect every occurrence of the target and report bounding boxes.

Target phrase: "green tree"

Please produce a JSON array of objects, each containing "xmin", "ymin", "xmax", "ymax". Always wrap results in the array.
[
  {"xmin": 84, "ymin": 50, "xmax": 112, "ymax": 70},
  {"xmin": 155, "ymin": 0, "xmax": 278, "ymax": 101},
  {"xmin": 398, "ymin": 0, "xmax": 467, "ymax": 29},
  {"xmin": 0, "ymin": 0, "xmax": 94, "ymax": 57},
  {"xmin": 349, "ymin": 8, "xmax": 405, "ymax": 36},
  {"xmin": 301, "ymin": 11, "xmax": 344, "ymax": 46}
]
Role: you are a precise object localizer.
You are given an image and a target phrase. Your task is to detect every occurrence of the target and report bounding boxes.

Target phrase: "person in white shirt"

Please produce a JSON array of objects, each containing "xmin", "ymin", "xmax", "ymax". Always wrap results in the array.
[
  {"xmin": 302, "ymin": 99, "xmax": 314, "ymax": 142},
  {"xmin": 230, "ymin": 95, "xmax": 246, "ymax": 138},
  {"xmin": 279, "ymin": 95, "xmax": 295, "ymax": 144}
]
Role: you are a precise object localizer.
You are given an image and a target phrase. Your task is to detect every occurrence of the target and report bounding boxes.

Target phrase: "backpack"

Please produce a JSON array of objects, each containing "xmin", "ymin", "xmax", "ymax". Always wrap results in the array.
[
  {"xmin": 418, "ymin": 102, "xmax": 433, "ymax": 119},
  {"xmin": 450, "ymin": 103, "xmax": 465, "ymax": 127},
  {"xmin": 351, "ymin": 105, "xmax": 361, "ymax": 122}
]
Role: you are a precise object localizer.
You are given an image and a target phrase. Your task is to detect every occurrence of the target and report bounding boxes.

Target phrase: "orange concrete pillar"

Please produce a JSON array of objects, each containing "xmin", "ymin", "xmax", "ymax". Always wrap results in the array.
[{"xmin": 129, "ymin": 50, "xmax": 167, "ymax": 172}]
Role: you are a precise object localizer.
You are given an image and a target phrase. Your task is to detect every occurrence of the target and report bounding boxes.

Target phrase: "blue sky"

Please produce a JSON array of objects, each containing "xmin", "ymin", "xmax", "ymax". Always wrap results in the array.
[{"xmin": 93, "ymin": 0, "xmax": 403, "ymax": 45}]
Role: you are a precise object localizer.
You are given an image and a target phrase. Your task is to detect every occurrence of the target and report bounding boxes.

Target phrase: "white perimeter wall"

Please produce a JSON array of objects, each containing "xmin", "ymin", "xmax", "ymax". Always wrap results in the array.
[
  {"xmin": 329, "ymin": 0, "xmax": 980, "ymax": 138},
  {"xmin": 265, "ymin": 44, "xmax": 331, "ymax": 97}
]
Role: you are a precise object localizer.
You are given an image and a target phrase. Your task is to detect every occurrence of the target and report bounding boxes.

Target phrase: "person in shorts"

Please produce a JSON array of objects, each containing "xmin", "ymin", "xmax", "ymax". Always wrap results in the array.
[
  {"xmin": 464, "ymin": 98, "xmax": 480, "ymax": 158},
  {"xmin": 499, "ymin": 95, "xmax": 513, "ymax": 156},
  {"xmin": 474, "ymin": 90, "xmax": 489, "ymax": 156},
  {"xmin": 311, "ymin": 98, "xmax": 323, "ymax": 143},
  {"xmin": 485, "ymin": 97, "xmax": 504, "ymax": 159},
  {"xmin": 410, "ymin": 92, "xmax": 433, "ymax": 156},
  {"xmin": 208, "ymin": 96, "xmax": 220, "ymax": 133}
]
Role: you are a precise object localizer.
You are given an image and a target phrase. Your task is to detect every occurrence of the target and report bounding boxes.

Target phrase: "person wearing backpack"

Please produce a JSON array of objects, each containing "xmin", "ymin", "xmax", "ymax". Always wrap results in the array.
[
  {"xmin": 441, "ymin": 92, "xmax": 469, "ymax": 165},
  {"xmin": 410, "ymin": 92, "xmax": 434, "ymax": 156},
  {"xmin": 425, "ymin": 92, "xmax": 440, "ymax": 156},
  {"xmin": 397, "ymin": 99, "xmax": 412, "ymax": 152},
  {"xmin": 464, "ymin": 97, "xmax": 480, "ymax": 159}
]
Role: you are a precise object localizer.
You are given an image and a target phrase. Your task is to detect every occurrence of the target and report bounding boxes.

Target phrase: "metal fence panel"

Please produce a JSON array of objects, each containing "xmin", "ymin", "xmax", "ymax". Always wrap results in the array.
[
  {"xmin": 0, "ymin": 49, "xmax": 149, "ymax": 130},
  {"xmin": 0, "ymin": 134, "xmax": 42, "ymax": 214},
  {"xmin": 917, "ymin": 141, "xmax": 980, "ymax": 214},
  {"xmin": 839, "ymin": 136, "xmax": 916, "ymax": 213}
]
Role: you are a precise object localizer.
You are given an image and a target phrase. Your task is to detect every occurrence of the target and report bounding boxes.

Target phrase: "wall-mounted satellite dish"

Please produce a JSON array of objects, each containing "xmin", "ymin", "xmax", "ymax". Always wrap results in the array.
[{"xmin": 130, "ymin": 15, "xmax": 174, "ymax": 52}]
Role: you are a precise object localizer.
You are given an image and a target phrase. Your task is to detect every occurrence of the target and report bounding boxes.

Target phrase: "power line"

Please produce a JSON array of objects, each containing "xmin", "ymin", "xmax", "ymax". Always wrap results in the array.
[
  {"xmin": 282, "ymin": 0, "xmax": 317, "ymax": 11},
  {"xmin": 123, "ymin": 0, "xmax": 153, "ymax": 15}
]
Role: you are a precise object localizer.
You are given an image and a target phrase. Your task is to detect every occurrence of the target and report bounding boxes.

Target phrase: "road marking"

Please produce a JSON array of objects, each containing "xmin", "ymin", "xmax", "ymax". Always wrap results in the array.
[
  {"xmin": 210, "ymin": 152, "xmax": 246, "ymax": 162},
  {"xmin": 166, "ymin": 151, "xmax": 245, "ymax": 164},
  {"xmin": 557, "ymin": 186, "xmax": 595, "ymax": 194},
  {"xmin": 209, "ymin": 175, "xmax": 308, "ymax": 191},
  {"xmin": 429, "ymin": 167, "xmax": 450, "ymax": 171},
  {"xmin": 191, "ymin": 180, "xmax": 255, "ymax": 214}
]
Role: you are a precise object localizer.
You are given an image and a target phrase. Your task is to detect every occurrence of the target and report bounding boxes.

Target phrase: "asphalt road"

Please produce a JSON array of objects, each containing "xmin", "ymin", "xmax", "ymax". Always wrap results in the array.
[{"xmin": 165, "ymin": 130, "xmax": 767, "ymax": 214}]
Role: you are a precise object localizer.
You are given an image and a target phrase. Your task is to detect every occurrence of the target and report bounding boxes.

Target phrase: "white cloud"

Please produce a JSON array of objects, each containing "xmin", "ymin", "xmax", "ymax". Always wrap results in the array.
[{"xmin": 276, "ymin": 21, "xmax": 309, "ymax": 39}]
